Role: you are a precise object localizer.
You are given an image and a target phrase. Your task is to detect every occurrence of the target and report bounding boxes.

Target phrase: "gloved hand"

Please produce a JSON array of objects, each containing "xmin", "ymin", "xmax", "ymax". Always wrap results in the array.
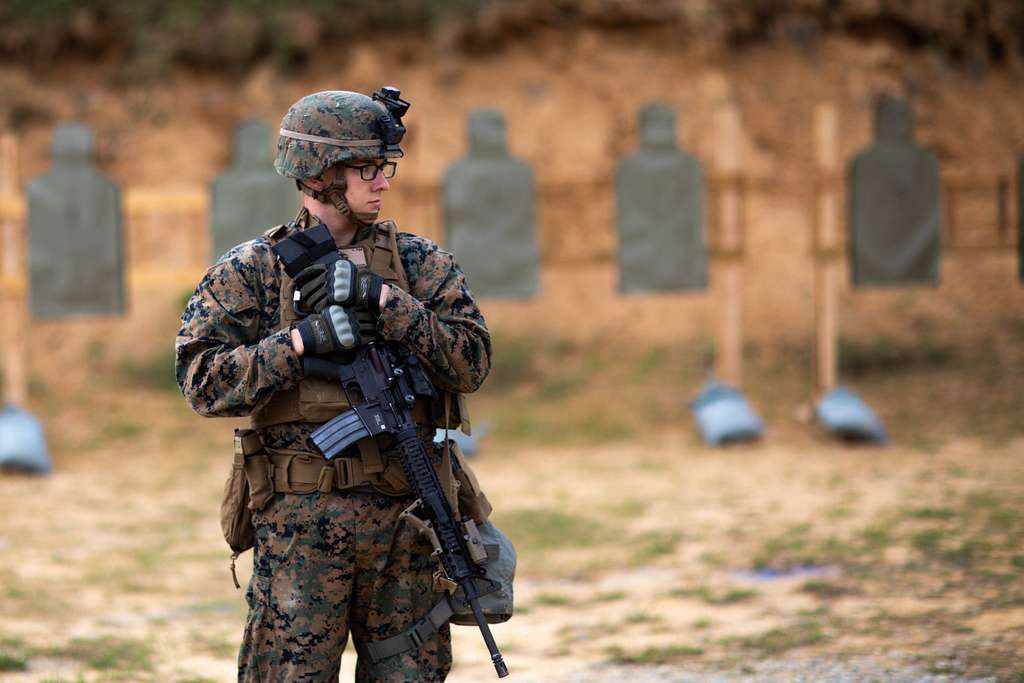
[
  {"xmin": 295, "ymin": 305, "xmax": 367, "ymax": 355},
  {"xmin": 294, "ymin": 259, "xmax": 386, "ymax": 315}
]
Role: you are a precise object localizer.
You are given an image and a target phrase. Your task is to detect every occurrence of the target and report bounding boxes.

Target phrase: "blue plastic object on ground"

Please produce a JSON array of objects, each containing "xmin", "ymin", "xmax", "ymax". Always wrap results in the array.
[
  {"xmin": 0, "ymin": 404, "xmax": 52, "ymax": 474},
  {"xmin": 815, "ymin": 386, "xmax": 887, "ymax": 443},
  {"xmin": 690, "ymin": 381, "xmax": 764, "ymax": 446},
  {"xmin": 434, "ymin": 422, "xmax": 490, "ymax": 457}
]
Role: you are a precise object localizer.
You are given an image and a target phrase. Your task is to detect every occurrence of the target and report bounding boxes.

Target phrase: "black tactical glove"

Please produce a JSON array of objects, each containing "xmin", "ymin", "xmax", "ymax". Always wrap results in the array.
[
  {"xmin": 295, "ymin": 305, "xmax": 368, "ymax": 355},
  {"xmin": 294, "ymin": 259, "xmax": 386, "ymax": 315}
]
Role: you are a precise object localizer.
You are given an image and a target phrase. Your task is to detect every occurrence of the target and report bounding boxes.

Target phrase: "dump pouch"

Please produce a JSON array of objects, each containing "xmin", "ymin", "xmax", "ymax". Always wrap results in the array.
[
  {"xmin": 449, "ymin": 522, "xmax": 516, "ymax": 625},
  {"xmin": 219, "ymin": 429, "xmax": 267, "ymax": 556},
  {"xmin": 220, "ymin": 449, "xmax": 254, "ymax": 556}
]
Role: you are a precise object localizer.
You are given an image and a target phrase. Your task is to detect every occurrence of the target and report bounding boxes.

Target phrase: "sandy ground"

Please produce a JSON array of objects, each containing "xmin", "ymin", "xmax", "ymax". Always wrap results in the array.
[{"xmin": 0, "ymin": 379, "xmax": 1021, "ymax": 682}]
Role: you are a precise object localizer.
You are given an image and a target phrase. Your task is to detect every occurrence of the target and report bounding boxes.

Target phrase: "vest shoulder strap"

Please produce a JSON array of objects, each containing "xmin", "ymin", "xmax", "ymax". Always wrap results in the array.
[
  {"xmin": 263, "ymin": 223, "xmax": 292, "ymax": 243},
  {"xmin": 370, "ymin": 220, "xmax": 409, "ymax": 293}
]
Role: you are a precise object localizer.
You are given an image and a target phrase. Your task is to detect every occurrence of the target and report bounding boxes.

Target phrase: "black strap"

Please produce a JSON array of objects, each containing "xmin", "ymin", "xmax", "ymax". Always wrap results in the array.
[
  {"xmin": 272, "ymin": 223, "xmax": 338, "ymax": 277},
  {"xmin": 361, "ymin": 598, "xmax": 454, "ymax": 663}
]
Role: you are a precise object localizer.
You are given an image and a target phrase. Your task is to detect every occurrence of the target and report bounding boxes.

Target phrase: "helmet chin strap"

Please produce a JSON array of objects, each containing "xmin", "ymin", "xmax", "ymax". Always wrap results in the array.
[{"xmin": 297, "ymin": 174, "xmax": 377, "ymax": 229}]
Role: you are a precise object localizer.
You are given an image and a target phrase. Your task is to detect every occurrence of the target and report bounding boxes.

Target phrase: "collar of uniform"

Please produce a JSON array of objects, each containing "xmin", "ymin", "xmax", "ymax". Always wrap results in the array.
[
  {"xmin": 353, "ymin": 220, "xmax": 376, "ymax": 245},
  {"xmin": 289, "ymin": 206, "xmax": 371, "ymax": 244}
]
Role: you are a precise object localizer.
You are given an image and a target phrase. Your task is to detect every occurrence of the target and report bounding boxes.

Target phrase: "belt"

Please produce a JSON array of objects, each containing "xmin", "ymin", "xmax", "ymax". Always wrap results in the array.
[
  {"xmin": 266, "ymin": 450, "xmax": 409, "ymax": 495},
  {"xmin": 268, "ymin": 451, "xmax": 376, "ymax": 494}
]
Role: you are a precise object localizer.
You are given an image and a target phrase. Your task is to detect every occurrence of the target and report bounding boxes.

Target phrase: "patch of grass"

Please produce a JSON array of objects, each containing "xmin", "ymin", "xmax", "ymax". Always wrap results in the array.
[
  {"xmin": 734, "ymin": 619, "xmax": 827, "ymax": 655},
  {"xmin": 86, "ymin": 340, "xmax": 107, "ymax": 364},
  {"xmin": 51, "ymin": 636, "xmax": 153, "ymax": 673},
  {"xmin": 629, "ymin": 530, "xmax": 680, "ymax": 564},
  {"xmin": 534, "ymin": 374, "xmax": 582, "ymax": 401},
  {"xmin": 824, "ymin": 504, "xmax": 853, "ymax": 520},
  {"xmin": 989, "ymin": 506, "xmax": 1023, "ymax": 531},
  {"xmin": 574, "ymin": 413, "xmax": 633, "ymax": 444},
  {"xmin": 964, "ymin": 490, "xmax": 1001, "ymax": 511},
  {"xmin": 533, "ymin": 592, "xmax": 573, "ymax": 607},
  {"xmin": 190, "ymin": 631, "xmax": 237, "ymax": 659},
  {"xmin": 752, "ymin": 523, "xmax": 824, "ymax": 568},
  {"xmin": 491, "ymin": 411, "xmax": 632, "ymax": 446},
  {"xmin": 589, "ymin": 590, "xmax": 626, "ymax": 603},
  {"xmin": 602, "ymin": 498, "xmax": 648, "ymax": 517},
  {"xmin": 905, "ymin": 506, "xmax": 956, "ymax": 520},
  {"xmin": 100, "ymin": 419, "xmax": 146, "ymax": 441},
  {"xmin": 800, "ymin": 579, "xmax": 849, "ymax": 599},
  {"xmin": 698, "ymin": 552, "xmax": 725, "ymax": 567},
  {"xmin": 693, "ymin": 617, "xmax": 714, "ymax": 629},
  {"xmin": 487, "ymin": 332, "xmax": 540, "ymax": 389},
  {"xmin": 623, "ymin": 610, "xmax": 662, "ymax": 625},
  {"xmin": 118, "ymin": 348, "xmax": 179, "ymax": 393},
  {"xmin": 706, "ymin": 587, "xmax": 757, "ymax": 605},
  {"xmin": 911, "ymin": 528, "xmax": 945, "ymax": 556},
  {"xmin": 860, "ymin": 525, "xmax": 893, "ymax": 552},
  {"xmin": 839, "ymin": 334, "xmax": 956, "ymax": 377},
  {"xmin": 492, "ymin": 507, "xmax": 608, "ymax": 552},
  {"xmin": 942, "ymin": 538, "xmax": 991, "ymax": 567},
  {"xmin": 0, "ymin": 652, "xmax": 27, "ymax": 672},
  {"xmin": 634, "ymin": 345, "xmax": 669, "ymax": 376},
  {"xmin": 670, "ymin": 585, "xmax": 757, "ymax": 605},
  {"xmin": 605, "ymin": 643, "xmax": 704, "ymax": 664},
  {"xmin": 927, "ymin": 660, "xmax": 967, "ymax": 676}
]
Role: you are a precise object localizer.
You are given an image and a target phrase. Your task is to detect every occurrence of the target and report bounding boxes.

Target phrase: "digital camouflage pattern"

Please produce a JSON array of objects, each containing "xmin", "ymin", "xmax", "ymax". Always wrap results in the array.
[
  {"xmin": 176, "ymin": 208, "xmax": 491, "ymax": 454},
  {"xmin": 240, "ymin": 491, "xmax": 451, "ymax": 682},
  {"xmin": 276, "ymin": 91, "xmax": 402, "ymax": 181},
  {"xmin": 175, "ymin": 207, "xmax": 490, "ymax": 679}
]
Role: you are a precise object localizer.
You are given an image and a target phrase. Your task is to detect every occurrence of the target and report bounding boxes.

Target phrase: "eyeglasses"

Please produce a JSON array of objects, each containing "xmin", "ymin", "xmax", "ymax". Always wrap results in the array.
[{"xmin": 352, "ymin": 161, "xmax": 397, "ymax": 181}]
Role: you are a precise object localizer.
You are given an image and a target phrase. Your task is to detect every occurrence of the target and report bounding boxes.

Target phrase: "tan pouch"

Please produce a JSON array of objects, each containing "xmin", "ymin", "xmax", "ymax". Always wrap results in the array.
[
  {"xmin": 244, "ymin": 454, "xmax": 274, "ymax": 512},
  {"xmin": 219, "ymin": 429, "xmax": 266, "ymax": 571},
  {"xmin": 221, "ymin": 452, "xmax": 254, "ymax": 556}
]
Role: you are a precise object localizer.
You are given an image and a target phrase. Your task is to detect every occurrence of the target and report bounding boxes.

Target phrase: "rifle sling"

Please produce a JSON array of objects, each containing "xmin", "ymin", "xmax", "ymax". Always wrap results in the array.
[{"xmin": 360, "ymin": 597, "xmax": 454, "ymax": 663}]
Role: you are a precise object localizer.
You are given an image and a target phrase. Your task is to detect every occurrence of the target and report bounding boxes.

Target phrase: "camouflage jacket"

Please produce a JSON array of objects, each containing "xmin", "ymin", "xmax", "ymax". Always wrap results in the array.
[{"xmin": 175, "ymin": 209, "xmax": 491, "ymax": 452}]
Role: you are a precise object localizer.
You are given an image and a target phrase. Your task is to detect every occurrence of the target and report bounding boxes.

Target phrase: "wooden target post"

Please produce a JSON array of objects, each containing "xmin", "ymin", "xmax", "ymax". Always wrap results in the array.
[
  {"xmin": 0, "ymin": 133, "xmax": 27, "ymax": 407},
  {"xmin": 812, "ymin": 103, "xmax": 841, "ymax": 395},
  {"xmin": 712, "ymin": 103, "xmax": 745, "ymax": 387}
]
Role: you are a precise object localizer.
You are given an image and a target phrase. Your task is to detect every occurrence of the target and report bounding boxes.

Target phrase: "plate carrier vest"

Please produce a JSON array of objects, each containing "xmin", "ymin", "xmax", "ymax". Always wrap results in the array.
[{"xmin": 251, "ymin": 218, "xmax": 468, "ymax": 433}]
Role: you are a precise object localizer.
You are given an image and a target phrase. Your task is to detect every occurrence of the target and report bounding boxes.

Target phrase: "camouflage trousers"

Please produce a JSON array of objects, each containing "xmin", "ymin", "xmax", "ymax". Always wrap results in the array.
[{"xmin": 238, "ymin": 490, "xmax": 452, "ymax": 682}]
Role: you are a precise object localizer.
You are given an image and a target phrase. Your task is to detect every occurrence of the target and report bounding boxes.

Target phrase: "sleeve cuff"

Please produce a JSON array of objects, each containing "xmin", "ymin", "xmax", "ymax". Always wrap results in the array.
[
  {"xmin": 377, "ymin": 286, "xmax": 425, "ymax": 342},
  {"xmin": 259, "ymin": 327, "xmax": 304, "ymax": 388}
]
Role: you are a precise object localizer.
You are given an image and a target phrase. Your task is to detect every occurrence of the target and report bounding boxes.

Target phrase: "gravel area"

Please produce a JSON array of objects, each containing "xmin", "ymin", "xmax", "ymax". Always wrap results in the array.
[{"xmin": 509, "ymin": 655, "xmax": 998, "ymax": 683}]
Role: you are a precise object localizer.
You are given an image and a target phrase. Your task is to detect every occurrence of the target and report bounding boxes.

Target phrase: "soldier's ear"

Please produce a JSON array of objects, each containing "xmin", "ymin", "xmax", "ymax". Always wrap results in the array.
[{"xmin": 303, "ymin": 175, "xmax": 328, "ymax": 192}]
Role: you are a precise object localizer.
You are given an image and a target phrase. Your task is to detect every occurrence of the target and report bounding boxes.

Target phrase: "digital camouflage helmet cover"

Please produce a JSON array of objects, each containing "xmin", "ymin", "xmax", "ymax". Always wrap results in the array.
[{"xmin": 275, "ymin": 87, "xmax": 410, "ymax": 224}]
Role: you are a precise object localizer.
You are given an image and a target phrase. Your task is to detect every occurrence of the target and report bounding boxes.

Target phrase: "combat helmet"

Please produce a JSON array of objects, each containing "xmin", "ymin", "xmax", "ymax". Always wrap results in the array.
[{"xmin": 275, "ymin": 87, "xmax": 410, "ymax": 225}]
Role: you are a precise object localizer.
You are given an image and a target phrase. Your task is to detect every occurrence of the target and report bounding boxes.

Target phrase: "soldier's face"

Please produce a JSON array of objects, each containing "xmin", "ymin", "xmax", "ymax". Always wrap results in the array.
[{"xmin": 343, "ymin": 164, "xmax": 390, "ymax": 215}]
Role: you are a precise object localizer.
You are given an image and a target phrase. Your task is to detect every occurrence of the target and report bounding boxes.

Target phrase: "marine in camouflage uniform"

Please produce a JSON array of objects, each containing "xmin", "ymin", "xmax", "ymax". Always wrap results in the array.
[{"xmin": 176, "ymin": 89, "xmax": 490, "ymax": 682}]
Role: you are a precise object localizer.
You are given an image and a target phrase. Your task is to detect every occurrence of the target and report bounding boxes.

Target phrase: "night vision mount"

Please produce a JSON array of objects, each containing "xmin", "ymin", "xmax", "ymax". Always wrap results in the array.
[{"xmin": 373, "ymin": 86, "xmax": 411, "ymax": 158}]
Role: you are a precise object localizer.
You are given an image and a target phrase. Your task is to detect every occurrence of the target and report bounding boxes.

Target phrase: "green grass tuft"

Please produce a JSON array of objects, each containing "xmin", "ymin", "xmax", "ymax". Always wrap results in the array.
[
  {"xmin": 605, "ymin": 643, "xmax": 704, "ymax": 664},
  {"xmin": 51, "ymin": 636, "xmax": 154, "ymax": 673},
  {"xmin": 0, "ymin": 652, "xmax": 27, "ymax": 672},
  {"xmin": 735, "ymin": 619, "xmax": 827, "ymax": 655},
  {"xmin": 492, "ymin": 507, "xmax": 608, "ymax": 552},
  {"xmin": 533, "ymin": 593, "xmax": 573, "ymax": 607},
  {"xmin": 911, "ymin": 528, "xmax": 945, "ymax": 555},
  {"xmin": 118, "ymin": 348, "xmax": 180, "ymax": 393}
]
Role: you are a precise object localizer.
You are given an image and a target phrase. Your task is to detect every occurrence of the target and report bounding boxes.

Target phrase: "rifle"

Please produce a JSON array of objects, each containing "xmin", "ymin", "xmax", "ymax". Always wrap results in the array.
[{"xmin": 304, "ymin": 345, "xmax": 510, "ymax": 678}]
